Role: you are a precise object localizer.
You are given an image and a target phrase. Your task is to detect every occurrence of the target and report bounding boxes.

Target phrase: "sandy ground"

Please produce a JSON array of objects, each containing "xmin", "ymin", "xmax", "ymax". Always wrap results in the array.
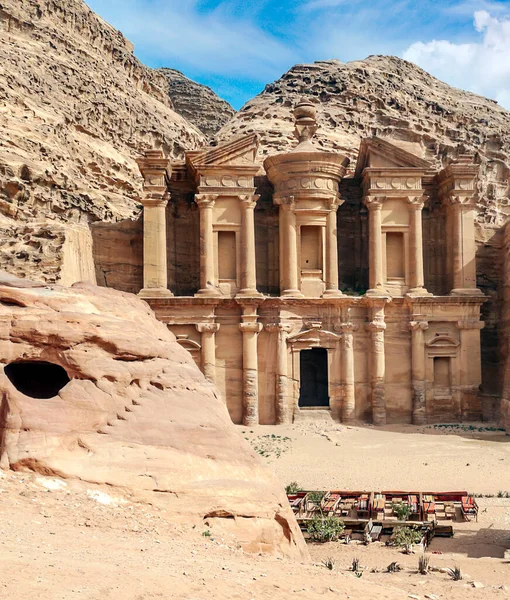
[{"xmin": 0, "ymin": 422, "xmax": 509, "ymax": 599}]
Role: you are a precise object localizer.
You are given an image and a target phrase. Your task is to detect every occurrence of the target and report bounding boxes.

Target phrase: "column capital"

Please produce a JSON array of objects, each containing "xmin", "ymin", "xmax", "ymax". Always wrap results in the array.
[
  {"xmin": 363, "ymin": 195, "xmax": 385, "ymax": 210},
  {"xmin": 328, "ymin": 196, "xmax": 344, "ymax": 211},
  {"xmin": 239, "ymin": 322, "xmax": 263, "ymax": 334},
  {"xmin": 196, "ymin": 323, "xmax": 220, "ymax": 334},
  {"xmin": 407, "ymin": 195, "xmax": 426, "ymax": 209},
  {"xmin": 366, "ymin": 320, "xmax": 386, "ymax": 333},
  {"xmin": 445, "ymin": 194, "xmax": 477, "ymax": 209},
  {"xmin": 276, "ymin": 195, "xmax": 296, "ymax": 210},
  {"xmin": 239, "ymin": 194, "xmax": 260, "ymax": 209},
  {"xmin": 142, "ymin": 193, "xmax": 169, "ymax": 208},
  {"xmin": 334, "ymin": 322, "xmax": 359, "ymax": 334},
  {"xmin": 264, "ymin": 322, "xmax": 293, "ymax": 334},
  {"xmin": 409, "ymin": 320, "xmax": 429, "ymax": 332},
  {"xmin": 195, "ymin": 193, "xmax": 218, "ymax": 208}
]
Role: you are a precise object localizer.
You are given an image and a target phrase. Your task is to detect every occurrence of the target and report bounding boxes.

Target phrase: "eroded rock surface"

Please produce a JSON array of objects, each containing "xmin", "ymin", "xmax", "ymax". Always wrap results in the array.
[
  {"xmin": 218, "ymin": 56, "xmax": 510, "ymax": 402},
  {"xmin": 0, "ymin": 0, "xmax": 205, "ymax": 282},
  {"xmin": 0, "ymin": 273, "xmax": 307, "ymax": 559},
  {"xmin": 158, "ymin": 68, "xmax": 235, "ymax": 138}
]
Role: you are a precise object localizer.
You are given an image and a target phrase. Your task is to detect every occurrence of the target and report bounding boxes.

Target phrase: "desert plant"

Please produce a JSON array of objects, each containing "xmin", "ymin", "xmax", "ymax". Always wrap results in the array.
[
  {"xmin": 202, "ymin": 529, "xmax": 211, "ymax": 537},
  {"xmin": 285, "ymin": 481, "xmax": 301, "ymax": 495},
  {"xmin": 386, "ymin": 561, "xmax": 402, "ymax": 573},
  {"xmin": 418, "ymin": 554, "xmax": 430, "ymax": 574},
  {"xmin": 307, "ymin": 515, "xmax": 345, "ymax": 542},
  {"xmin": 351, "ymin": 556, "xmax": 361, "ymax": 572},
  {"xmin": 392, "ymin": 502, "xmax": 412, "ymax": 521},
  {"xmin": 321, "ymin": 557, "xmax": 335, "ymax": 570},
  {"xmin": 394, "ymin": 526, "xmax": 423, "ymax": 554},
  {"xmin": 446, "ymin": 566, "xmax": 463, "ymax": 581},
  {"xmin": 307, "ymin": 491, "xmax": 326, "ymax": 508}
]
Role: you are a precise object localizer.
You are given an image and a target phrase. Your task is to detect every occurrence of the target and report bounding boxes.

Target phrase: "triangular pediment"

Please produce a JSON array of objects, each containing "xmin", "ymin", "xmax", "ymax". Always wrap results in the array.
[
  {"xmin": 288, "ymin": 327, "xmax": 340, "ymax": 347},
  {"xmin": 355, "ymin": 137, "xmax": 431, "ymax": 178},
  {"xmin": 186, "ymin": 134, "xmax": 259, "ymax": 172}
]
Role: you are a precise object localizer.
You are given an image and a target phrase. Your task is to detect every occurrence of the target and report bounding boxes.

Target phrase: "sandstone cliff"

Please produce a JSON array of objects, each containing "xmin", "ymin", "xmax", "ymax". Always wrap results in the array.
[
  {"xmin": 158, "ymin": 68, "xmax": 235, "ymax": 138},
  {"xmin": 0, "ymin": 0, "xmax": 205, "ymax": 283},
  {"xmin": 218, "ymin": 56, "xmax": 510, "ymax": 403},
  {"xmin": 0, "ymin": 272, "xmax": 307, "ymax": 559}
]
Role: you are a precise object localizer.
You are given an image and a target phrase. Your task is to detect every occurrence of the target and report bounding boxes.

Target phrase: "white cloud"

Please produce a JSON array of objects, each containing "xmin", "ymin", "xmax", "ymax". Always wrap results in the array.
[
  {"xmin": 404, "ymin": 10, "xmax": 510, "ymax": 108},
  {"xmin": 86, "ymin": 0, "xmax": 296, "ymax": 80}
]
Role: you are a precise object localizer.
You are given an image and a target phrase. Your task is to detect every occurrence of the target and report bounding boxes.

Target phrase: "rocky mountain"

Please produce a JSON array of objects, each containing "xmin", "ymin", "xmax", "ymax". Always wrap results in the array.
[
  {"xmin": 217, "ymin": 56, "xmax": 510, "ymax": 403},
  {"xmin": 0, "ymin": 0, "xmax": 205, "ymax": 282},
  {"xmin": 158, "ymin": 68, "xmax": 235, "ymax": 138}
]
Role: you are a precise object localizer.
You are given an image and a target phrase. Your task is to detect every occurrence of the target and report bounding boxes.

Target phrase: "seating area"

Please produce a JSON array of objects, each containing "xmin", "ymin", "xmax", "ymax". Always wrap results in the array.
[{"xmin": 287, "ymin": 489, "xmax": 478, "ymax": 542}]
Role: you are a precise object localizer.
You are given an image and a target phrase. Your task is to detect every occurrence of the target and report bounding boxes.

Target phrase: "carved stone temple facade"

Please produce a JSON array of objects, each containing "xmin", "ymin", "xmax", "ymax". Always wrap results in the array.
[{"xmin": 135, "ymin": 99, "xmax": 485, "ymax": 426}]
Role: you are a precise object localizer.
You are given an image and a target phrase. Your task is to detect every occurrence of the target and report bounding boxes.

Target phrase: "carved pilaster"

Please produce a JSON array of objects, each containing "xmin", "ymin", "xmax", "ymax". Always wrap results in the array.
[
  {"xmin": 239, "ymin": 318, "xmax": 262, "ymax": 426},
  {"xmin": 365, "ymin": 304, "xmax": 387, "ymax": 425},
  {"xmin": 409, "ymin": 318, "xmax": 428, "ymax": 424},
  {"xmin": 265, "ymin": 322, "xmax": 293, "ymax": 424},
  {"xmin": 196, "ymin": 323, "xmax": 220, "ymax": 385},
  {"xmin": 237, "ymin": 194, "xmax": 262, "ymax": 297},
  {"xmin": 363, "ymin": 196, "xmax": 386, "ymax": 295},
  {"xmin": 195, "ymin": 194, "xmax": 221, "ymax": 297},
  {"xmin": 335, "ymin": 321, "xmax": 359, "ymax": 423}
]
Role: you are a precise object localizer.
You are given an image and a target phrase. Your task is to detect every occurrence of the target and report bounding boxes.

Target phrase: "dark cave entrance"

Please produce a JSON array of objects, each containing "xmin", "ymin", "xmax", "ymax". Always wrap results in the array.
[{"xmin": 4, "ymin": 361, "xmax": 71, "ymax": 399}]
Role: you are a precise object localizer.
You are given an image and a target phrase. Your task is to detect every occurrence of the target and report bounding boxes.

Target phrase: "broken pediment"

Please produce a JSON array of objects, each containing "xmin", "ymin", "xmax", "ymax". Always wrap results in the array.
[
  {"xmin": 186, "ymin": 134, "xmax": 259, "ymax": 172},
  {"xmin": 355, "ymin": 137, "xmax": 431, "ymax": 178}
]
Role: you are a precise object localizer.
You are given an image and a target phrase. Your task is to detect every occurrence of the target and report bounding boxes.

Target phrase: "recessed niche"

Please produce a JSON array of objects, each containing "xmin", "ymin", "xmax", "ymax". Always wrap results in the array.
[{"xmin": 4, "ymin": 361, "xmax": 71, "ymax": 399}]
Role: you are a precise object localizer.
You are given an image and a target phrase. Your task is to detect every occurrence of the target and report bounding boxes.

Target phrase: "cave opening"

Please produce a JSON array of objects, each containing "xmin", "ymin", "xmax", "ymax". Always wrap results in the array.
[{"xmin": 4, "ymin": 361, "xmax": 71, "ymax": 399}]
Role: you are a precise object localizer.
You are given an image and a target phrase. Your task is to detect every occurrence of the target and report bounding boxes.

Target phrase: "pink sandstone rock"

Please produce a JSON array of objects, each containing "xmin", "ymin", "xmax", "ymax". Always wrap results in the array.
[{"xmin": 0, "ymin": 272, "xmax": 307, "ymax": 560}]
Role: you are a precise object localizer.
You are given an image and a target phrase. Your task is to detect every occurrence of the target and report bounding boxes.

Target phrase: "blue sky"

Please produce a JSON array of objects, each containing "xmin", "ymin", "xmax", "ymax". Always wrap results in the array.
[{"xmin": 85, "ymin": 0, "xmax": 510, "ymax": 110}]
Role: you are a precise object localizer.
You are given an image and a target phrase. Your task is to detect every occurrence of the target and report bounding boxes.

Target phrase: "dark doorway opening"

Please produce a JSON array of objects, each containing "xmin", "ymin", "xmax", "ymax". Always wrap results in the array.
[
  {"xmin": 5, "ymin": 361, "xmax": 71, "ymax": 399},
  {"xmin": 299, "ymin": 348, "xmax": 329, "ymax": 408}
]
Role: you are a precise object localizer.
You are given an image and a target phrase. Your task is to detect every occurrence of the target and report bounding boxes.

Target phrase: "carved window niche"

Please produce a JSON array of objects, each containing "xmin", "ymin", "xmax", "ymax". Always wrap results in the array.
[
  {"xmin": 297, "ymin": 220, "xmax": 326, "ymax": 297},
  {"xmin": 213, "ymin": 225, "xmax": 240, "ymax": 296},
  {"xmin": 425, "ymin": 332, "xmax": 460, "ymax": 422},
  {"xmin": 175, "ymin": 335, "xmax": 202, "ymax": 369}
]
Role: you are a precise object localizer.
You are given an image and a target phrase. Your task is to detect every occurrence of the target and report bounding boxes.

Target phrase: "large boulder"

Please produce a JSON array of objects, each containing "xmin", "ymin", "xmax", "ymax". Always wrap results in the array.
[{"xmin": 0, "ymin": 273, "xmax": 307, "ymax": 559}]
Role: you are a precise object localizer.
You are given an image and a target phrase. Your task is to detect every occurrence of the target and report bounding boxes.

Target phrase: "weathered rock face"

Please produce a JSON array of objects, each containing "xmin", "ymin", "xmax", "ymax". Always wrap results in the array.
[
  {"xmin": 0, "ymin": 0, "xmax": 205, "ymax": 283},
  {"xmin": 0, "ymin": 272, "xmax": 307, "ymax": 559},
  {"xmin": 158, "ymin": 68, "xmax": 236, "ymax": 138},
  {"xmin": 218, "ymin": 56, "xmax": 510, "ymax": 403}
]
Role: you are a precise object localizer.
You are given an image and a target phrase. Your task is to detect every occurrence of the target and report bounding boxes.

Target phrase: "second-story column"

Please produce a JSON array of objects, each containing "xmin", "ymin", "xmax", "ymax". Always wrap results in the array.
[
  {"xmin": 364, "ymin": 196, "xmax": 386, "ymax": 296},
  {"xmin": 238, "ymin": 194, "xmax": 261, "ymax": 296},
  {"xmin": 366, "ymin": 300, "xmax": 387, "ymax": 425},
  {"xmin": 323, "ymin": 199, "xmax": 344, "ymax": 297},
  {"xmin": 280, "ymin": 196, "xmax": 303, "ymax": 297},
  {"xmin": 196, "ymin": 194, "xmax": 221, "ymax": 297},
  {"xmin": 137, "ymin": 150, "xmax": 173, "ymax": 298},
  {"xmin": 195, "ymin": 323, "xmax": 220, "ymax": 385},
  {"xmin": 409, "ymin": 317, "xmax": 428, "ymax": 424},
  {"xmin": 239, "ymin": 306, "xmax": 262, "ymax": 425},
  {"xmin": 407, "ymin": 196, "xmax": 429, "ymax": 295}
]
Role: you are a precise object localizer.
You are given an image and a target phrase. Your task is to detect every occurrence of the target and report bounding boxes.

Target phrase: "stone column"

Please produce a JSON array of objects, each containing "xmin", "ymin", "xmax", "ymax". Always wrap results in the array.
[
  {"xmin": 280, "ymin": 196, "xmax": 303, "ymax": 297},
  {"xmin": 337, "ymin": 322, "xmax": 357, "ymax": 423},
  {"xmin": 195, "ymin": 323, "xmax": 220, "ymax": 385},
  {"xmin": 364, "ymin": 196, "xmax": 386, "ymax": 295},
  {"xmin": 448, "ymin": 197, "xmax": 480, "ymax": 294},
  {"xmin": 265, "ymin": 322, "xmax": 292, "ymax": 424},
  {"xmin": 366, "ymin": 302, "xmax": 387, "ymax": 425},
  {"xmin": 196, "ymin": 194, "xmax": 220, "ymax": 297},
  {"xmin": 407, "ymin": 196, "xmax": 429, "ymax": 295},
  {"xmin": 238, "ymin": 195, "xmax": 261, "ymax": 296},
  {"xmin": 323, "ymin": 200, "xmax": 344, "ymax": 297},
  {"xmin": 136, "ymin": 150, "xmax": 173, "ymax": 298},
  {"xmin": 409, "ymin": 317, "xmax": 428, "ymax": 424},
  {"xmin": 239, "ymin": 309, "xmax": 262, "ymax": 425}
]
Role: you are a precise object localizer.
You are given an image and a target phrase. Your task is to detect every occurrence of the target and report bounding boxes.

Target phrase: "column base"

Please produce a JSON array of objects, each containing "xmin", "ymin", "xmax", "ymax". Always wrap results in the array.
[
  {"xmin": 281, "ymin": 289, "xmax": 304, "ymax": 298},
  {"xmin": 195, "ymin": 286, "xmax": 222, "ymax": 297},
  {"xmin": 406, "ymin": 287, "xmax": 433, "ymax": 297},
  {"xmin": 450, "ymin": 288, "xmax": 484, "ymax": 296},
  {"xmin": 322, "ymin": 289, "xmax": 345, "ymax": 298},
  {"xmin": 138, "ymin": 288, "xmax": 173, "ymax": 299},
  {"xmin": 365, "ymin": 286, "xmax": 389, "ymax": 298},
  {"xmin": 236, "ymin": 289, "xmax": 264, "ymax": 298}
]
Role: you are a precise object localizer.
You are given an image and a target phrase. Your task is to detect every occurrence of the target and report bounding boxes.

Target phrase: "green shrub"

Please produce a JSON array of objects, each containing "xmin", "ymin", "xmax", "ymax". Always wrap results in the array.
[
  {"xmin": 392, "ymin": 502, "xmax": 412, "ymax": 521},
  {"xmin": 307, "ymin": 491, "xmax": 325, "ymax": 507},
  {"xmin": 394, "ymin": 526, "xmax": 422, "ymax": 554},
  {"xmin": 285, "ymin": 481, "xmax": 301, "ymax": 494},
  {"xmin": 307, "ymin": 515, "xmax": 345, "ymax": 543}
]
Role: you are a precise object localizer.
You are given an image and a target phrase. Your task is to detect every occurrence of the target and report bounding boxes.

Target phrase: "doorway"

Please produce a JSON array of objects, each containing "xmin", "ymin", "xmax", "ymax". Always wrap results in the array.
[{"xmin": 299, "ymin": 348, "xmax": 329, "ymax": 407}]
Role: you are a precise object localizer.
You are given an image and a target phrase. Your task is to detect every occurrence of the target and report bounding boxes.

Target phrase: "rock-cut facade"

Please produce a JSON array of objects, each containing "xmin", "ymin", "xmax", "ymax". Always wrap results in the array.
[{"xmin": 105, "ymin": 99, "xmax": 485, "ymax": 426}]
